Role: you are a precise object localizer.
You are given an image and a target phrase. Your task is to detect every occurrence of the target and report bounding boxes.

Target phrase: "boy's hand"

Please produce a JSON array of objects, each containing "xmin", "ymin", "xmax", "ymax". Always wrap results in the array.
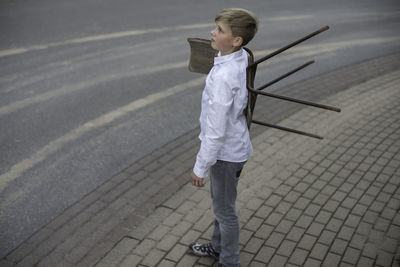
[{"xmin": 190, "ymin": 171, "xmax": 204, "ymax": 187}]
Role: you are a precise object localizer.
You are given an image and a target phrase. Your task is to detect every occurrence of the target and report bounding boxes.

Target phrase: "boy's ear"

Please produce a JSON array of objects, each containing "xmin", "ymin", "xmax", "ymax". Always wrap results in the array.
[{"xmin": 233, "ymin": 36, "xmax": 243, "ymax": 47}]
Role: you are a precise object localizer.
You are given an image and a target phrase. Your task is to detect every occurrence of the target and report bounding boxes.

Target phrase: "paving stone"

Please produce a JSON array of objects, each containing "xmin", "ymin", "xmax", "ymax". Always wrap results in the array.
[
  {"xmin": 318, "ymin": 230, "xmax": 336, "ymax": 246},
  {"xmin": 171, "ymin": 221, "xmax": 193, "ymax": 236},
  {"xmin": 286, "ymin": 226, "xmax": 305, "ymax": 242},
  {"xmin": 309, "ymin": 242, "xmax": 329, "ymax": 261},
  {"xmin": 37, "ymin": 252, "xmax": 72, "ymax": 267},
  {"xmin": 357, "ymin": 256, "xmax": 375, "ymax": 267},
  {"xmin": 239, "ymin": 208, "xmax": 256, "ymax": 224},
  {"xmin": 269, "ymin": 254, "xmax": 288, "ymax": 267},
  {"xmin": 284, "ymin": 190, "xmax": 301, "ymax": 203},
  {"xmin": 133, "ymin": 239, "xmax": 156, "ymax": 257},
  {"xmin": 175, "ymin": 200, "xmax": 197, "ymax": 215},
  {"xmin": 295, "ymin": 215, "xmax": 314, "ymax": 229},
  {"xmin": 341, "ymin": 197, "xmax": 357, "ymax": 209},
  {"xmin": 165, "ymin": 244, "xmax": 188, "ymax": 262},
  {"xmin": 254, "ymin": 246, "xmax": 275, "ymax": 263},
  {"xmin": 0, "ymin": 259, "xmax": 15, "ymax": 267},
  {"xmin": 285, "ymin": 208, "xmax": 302, "ymax": 222},
  {"xmin": 304, "ymin": 204, "xmax": 322, "ymax": 217},
  {"xmin": 245, "ymin": 217, "xmax": 264, "ymax": 232},
  {"xmin": 304, "ymin": 188, "xmax": 319, "ymax": 200},
  {"xmin": 180, "ymin": 230, "xmax": 202, "ymax": 246},
  {"xmin": 304, "ymin": 258, "xmax": 322, "ymax": 267},
  {"xmin": 275, "ymin": 201, "xmax": 292, "ymax": 215},
  {"xmin": 381, "ymin": 237, "xmax": 398, "ymax": 253},
  {"xmin": 330, "ymin": 239, "xmax": 348, "ymax": 255},
  {"xmin": 127, "ymin": 207, "xmax": 172, "ymax": 240},
  {"xmin": 244, "ymin": 237, "xmax": 265, "ymax": 254},
  {"xmin": 276, "ymin": 239, "xmax": 297, "ymax": 258},
  {"xmin": 298, "ymin": 234, "xmax": 317, "ymax": 251},
  {"xmin": 293, "ymin": 182, "xmax": 309, "ymax": 194},
  {"xmin": 254, "ymin": 224, "xmax": 274, "ymax": 240},
  {"xmin": 351, "ymin": 203, "xmax": 368, "ymax": 217},
  {"xmin": 176, "ymin": 254, "xmax": 198, "ymax": 267},
  {"xmin": 188, "ymin": 209, "xmax": 209, "ymax": 229},
  {"xmin": 141, "ymin": 249, "xmax": 165, "ymax": 267},
  {"xmin": 288, "ymin": 248, "xmax": 308, "ymax": 266},
  {"xmin": 265, "ymin": 232, "xmax": 285, "ymax": 249},
  {"xmin": 239, "ymin": 229, "xmax": 254, "ymax": 246},
  {"xmin": 339, "ymin": 262, "xmax": 354, "ymax": 267},
  {"xmin": 14, "ymin": 254, "xmax": 45, "ymax": 267},
  {"xmin": 96, "ymin": 238, "xmax": 138, "ymax": 267},
  {"xmin": 197, "ymin": 255, "xmax": 216, "ymax": 266},
  {"xmin": 326, "ymin": 217, "xmax": 344, "ymax": 232},
  {"xmin": 157, "ymin": 234, "xmax": 180, "ymax": 252},
  {"xmin": 306, "ymin": 222, "xmax": 325, "ymax": 237},
  {"xmin": 155, "ymin": 259, "xmax": 176, "ymax": 267},
  {"xmin": 240, "ymin": 251, "xmax": 254, "ymax": 266},
  {"xmin": 163, "ymin": 213, "xmax": 184, "ymax": 227},
  {"xmin": 266, "ymin": 194, "xmax": 283, "ymax": 207},
  {"xmin": 362, "ymin": 242, "xmax": 378, "ymax": 259},
  {"xmin": 376, "ymin": 250, "xmax": 394, "ymax": 267},
  {"xmin": 342, "ymin": 247, "xmax": 361, "ymax": 265},
  {"xmin": 349, "ymin": 234, "xmax": 367, "ymax": 250},
  {"xmin": 148, "ymin": 225, "xmax": 171, "ymax": 241},
  {"xmin": 275, "ymin": 219, "xmax": 294, "ymax": 235},
  {"xmin": 323, "ymin": 252, "xmax": 341, "ymax": 267},
  {"xmin": 293, "ymin": 197, "xmax": 311, "ymax": 210},
  {"xmin": 249, "ymin": 261, "xmax": 267, "ymax": 267},
  {"xmin": 337, "ymin": 225, "xmax": 355, "ymax": 241}
]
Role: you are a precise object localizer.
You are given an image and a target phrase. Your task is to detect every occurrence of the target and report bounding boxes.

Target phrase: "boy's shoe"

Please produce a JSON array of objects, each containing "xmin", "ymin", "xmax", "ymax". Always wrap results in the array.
[{"xmin": 188, "ymin": 242, "xmax": 220, "ymax": 259}]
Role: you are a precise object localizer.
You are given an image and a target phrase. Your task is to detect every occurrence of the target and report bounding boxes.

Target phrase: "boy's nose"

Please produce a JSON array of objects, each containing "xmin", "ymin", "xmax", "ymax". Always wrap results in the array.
[{"xmin": 211, "ymin": 28, "xmax": 216, "ymax": 36}]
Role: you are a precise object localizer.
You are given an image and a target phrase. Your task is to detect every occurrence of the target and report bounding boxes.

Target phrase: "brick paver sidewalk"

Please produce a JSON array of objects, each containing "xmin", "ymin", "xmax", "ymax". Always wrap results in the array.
[
  {"xmin": 2, "ymin": 53, "xmax": 400, "ymax": 267},
  {"xmin": 97, "ymin": 69, "xmax": 400, "ymax": 267}
]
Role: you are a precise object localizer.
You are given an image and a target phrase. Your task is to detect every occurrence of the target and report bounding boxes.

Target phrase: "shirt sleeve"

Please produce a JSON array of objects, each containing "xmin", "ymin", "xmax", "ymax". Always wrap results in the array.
[{"xmin": 193, "ymin": 76, "xmax": 234, "ymax": 178}]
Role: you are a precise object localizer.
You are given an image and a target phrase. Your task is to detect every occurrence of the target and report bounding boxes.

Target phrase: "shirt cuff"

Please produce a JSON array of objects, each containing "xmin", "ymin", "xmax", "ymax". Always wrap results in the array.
[{"xmin": 193, "ymin": 165, "xmax": 207, "ymax": 179}]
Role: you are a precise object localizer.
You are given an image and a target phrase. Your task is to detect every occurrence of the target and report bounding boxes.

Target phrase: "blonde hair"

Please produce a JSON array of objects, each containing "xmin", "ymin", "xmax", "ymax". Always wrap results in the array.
[{"xmin": 215, "ymin": 8, "xmax": 258, "ymax": 46}]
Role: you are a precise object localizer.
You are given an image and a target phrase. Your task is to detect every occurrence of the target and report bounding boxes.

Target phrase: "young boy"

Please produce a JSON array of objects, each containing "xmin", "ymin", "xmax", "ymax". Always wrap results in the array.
[{"xmin": 188, "ymin": 8, "xmax": 258, "ymax": 267}]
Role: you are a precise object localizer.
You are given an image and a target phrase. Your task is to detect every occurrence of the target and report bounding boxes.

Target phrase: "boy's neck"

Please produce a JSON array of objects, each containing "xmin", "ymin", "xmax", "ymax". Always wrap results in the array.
[{"xmin": 220, "ymin": 47, "xmax": 241, "ymax": 56}]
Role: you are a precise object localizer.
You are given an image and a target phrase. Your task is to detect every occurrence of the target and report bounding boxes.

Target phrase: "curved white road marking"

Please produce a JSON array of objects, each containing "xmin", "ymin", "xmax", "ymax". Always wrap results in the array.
[
  {"xmin": 0, "ymin": 61, "xmax": 188, "ymax": 116},
  {"xmin": 0, "ymin": 23, "xmax": 214, "ymax": 58},
  {"xmin": 0, "ymin": 76, "xmax": 205, "ymax": 197}
]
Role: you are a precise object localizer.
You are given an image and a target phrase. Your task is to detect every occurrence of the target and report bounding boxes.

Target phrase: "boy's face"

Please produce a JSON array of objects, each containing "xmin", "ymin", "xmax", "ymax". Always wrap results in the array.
[{"xmin": 211, "ymin": 21, "xmax": 242, "ymax": 56}]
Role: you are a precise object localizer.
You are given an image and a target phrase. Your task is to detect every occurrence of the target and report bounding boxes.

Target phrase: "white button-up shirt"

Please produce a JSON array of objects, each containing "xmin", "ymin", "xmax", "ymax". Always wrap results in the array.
[{"xmin": 193, "ymin": 48, "xmax": 253, "ymax": 178}]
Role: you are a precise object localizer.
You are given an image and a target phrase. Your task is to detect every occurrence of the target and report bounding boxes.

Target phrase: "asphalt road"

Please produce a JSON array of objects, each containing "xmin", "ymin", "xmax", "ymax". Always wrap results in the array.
[{"xmin": 0, "ymin": 0, "xmax": 399, "ymax": 258}]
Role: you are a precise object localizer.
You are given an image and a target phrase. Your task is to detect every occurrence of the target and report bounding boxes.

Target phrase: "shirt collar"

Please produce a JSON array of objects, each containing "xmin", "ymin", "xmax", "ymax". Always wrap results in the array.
[{"xmin": 214, "ymin": 48, "xmax": 244, "ymax": 65}]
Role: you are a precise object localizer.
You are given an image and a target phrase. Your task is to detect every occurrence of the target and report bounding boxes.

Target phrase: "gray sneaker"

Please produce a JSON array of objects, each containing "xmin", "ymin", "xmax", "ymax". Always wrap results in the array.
[{"xmin": 188, "ymin": 242, "xmax": 220, "ymax": 259}]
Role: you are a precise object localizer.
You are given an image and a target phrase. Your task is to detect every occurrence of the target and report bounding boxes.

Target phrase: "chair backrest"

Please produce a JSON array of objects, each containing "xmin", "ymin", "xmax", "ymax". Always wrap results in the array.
[
  {"xmin": 187, "ymin": 38, "xmax": 218, "ymax": 74},
  {"xmin": 243, "ymin": 47, "xmax": 257, "ymax": 129}
]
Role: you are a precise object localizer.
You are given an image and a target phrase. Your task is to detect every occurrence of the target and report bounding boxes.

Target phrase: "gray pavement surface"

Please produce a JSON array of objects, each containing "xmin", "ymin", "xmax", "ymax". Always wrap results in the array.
[
  {"xmin": 1, "ymin": 1, "xmax": 400, "ymax": 257},
  {"xmin": 1, "ymin": 52, "xmax": 400, "ymax": 266}
]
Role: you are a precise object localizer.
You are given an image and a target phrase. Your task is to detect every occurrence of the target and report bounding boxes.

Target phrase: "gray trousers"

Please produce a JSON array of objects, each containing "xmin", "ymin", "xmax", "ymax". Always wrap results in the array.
[{"xmin": 210, "ymin": 160, "xmax": 246, "ymax": 267}]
